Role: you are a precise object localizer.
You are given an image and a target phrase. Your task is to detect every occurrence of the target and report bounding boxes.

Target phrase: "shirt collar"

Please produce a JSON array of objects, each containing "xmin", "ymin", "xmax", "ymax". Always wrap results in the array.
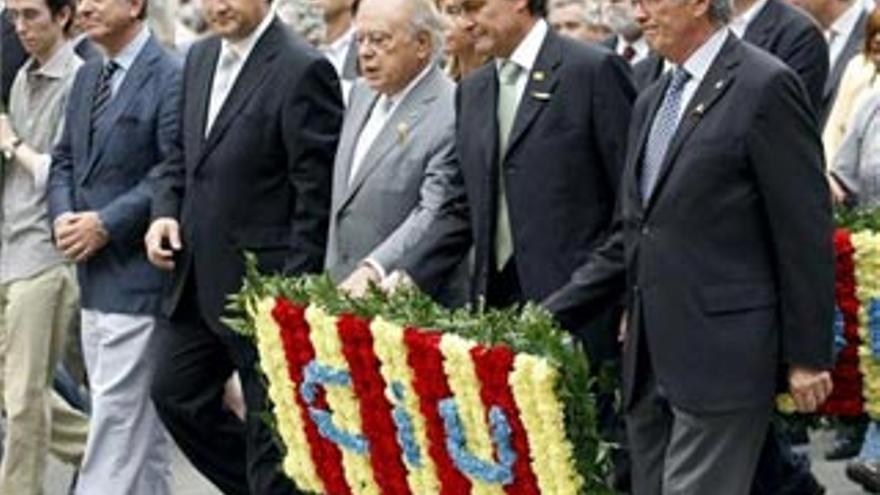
[
  {"xmin": 221, "ymin": 10, "xmax": 275, "ymax": 63},
  {"xmin": 25, "ymin": 40, "xmax": 78, "ymax": 79},
  {"xmin": 498, "ymin": 18, "xmax": 549, "ymax": 74},
  {"xmin": 829, "ymin": 1, "xmax": 863, "ymax": 41},
  {"xmin": 109, "ymin": 25, "xmax": 150, "ymax": 72},
  {"xmin": 729, "ymin": 0, "xmax": 769, "ymax": 37},
  {"xmin": 324, "ymin": 26, "xmax": 354, "ymax": 56},
  {"xmin": 380, "ymin": 62, "xmax": 434, "ymax": 111},
  {"xmin": 679, "ymin": 27, "xmax": 729, "ymax": 84}
]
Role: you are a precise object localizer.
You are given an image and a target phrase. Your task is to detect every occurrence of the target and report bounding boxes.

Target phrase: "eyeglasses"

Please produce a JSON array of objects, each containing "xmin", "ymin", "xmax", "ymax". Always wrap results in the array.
[{"xmin": 355, "ymin": 30, "xmax": 395, "ymax": 51}]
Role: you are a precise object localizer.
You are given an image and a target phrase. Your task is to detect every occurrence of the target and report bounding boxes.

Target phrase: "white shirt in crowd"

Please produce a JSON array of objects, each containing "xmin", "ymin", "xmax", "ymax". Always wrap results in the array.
[{"xmin": 728, "ymin": 0, "xmax": 769, "ymax": 38}]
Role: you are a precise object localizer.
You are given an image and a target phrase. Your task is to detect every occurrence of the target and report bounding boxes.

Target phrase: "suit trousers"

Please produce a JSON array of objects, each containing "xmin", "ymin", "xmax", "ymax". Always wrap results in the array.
[
  {"xmin": 151, "ymin": 275, "xmax": 301, "ymax": 495},
  {"xmin": 75, "ymin": 309, "xmax": 173, "ymax": 495},
  {"xmin": 627, "ymin": 364, "xmax": 771, "ymax": 495},
  {"xmin": 0, "ymin": 264, "xmax": 88, "ymax": 495}
]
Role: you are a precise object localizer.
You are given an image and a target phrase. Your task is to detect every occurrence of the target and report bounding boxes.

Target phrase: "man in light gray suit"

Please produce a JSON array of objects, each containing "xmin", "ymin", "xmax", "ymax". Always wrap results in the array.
[{"xmin": 328, "ymin": 0, "xmax": 465, "ymax": 305}]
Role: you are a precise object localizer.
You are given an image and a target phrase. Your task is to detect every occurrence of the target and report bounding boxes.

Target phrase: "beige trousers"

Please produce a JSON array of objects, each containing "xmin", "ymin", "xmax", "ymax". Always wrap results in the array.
[{"xmin": 0, "ymin": 264, "xmax": 89, "ymax": 495}]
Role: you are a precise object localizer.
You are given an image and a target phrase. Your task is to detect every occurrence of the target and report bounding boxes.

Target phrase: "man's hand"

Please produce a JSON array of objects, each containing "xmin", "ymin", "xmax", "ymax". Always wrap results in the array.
[
  {"xmin": 145, "ymin": 218, "xmax": 182, "ymax": 271},
  {"xmin": 381, "ymin": 270, "xmax": 415, "ymax": 295},
  {"xmin": 828, "ymin": 175, "xmax": 849, "ymax": 205},
  {"xmin": 54, "ymin": 212, "xmax": 109, "ymax": 262},
  {"xmin": 0, "ymin": 114, "xmax": 16, "ymax": 152},
  {"xmin": 789, "ymin": 366, "xmax": 833, "ymax": 413},
  {"xmin": 339, "ymin": 264, "xmax": 382, "ymax": 298}
]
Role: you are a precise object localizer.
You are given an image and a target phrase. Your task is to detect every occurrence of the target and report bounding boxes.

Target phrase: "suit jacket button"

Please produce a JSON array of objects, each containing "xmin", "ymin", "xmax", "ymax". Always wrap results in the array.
[{"xmin": 641, "ymin": 225, "xmax": 650, "ymax": 235}]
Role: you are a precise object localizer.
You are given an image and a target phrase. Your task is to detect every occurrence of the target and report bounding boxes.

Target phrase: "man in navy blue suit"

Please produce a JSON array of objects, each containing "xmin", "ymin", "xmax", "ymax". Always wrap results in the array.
[{"xmin": 47, "ymin": 0, "xmax": 181, "ymax": 491}]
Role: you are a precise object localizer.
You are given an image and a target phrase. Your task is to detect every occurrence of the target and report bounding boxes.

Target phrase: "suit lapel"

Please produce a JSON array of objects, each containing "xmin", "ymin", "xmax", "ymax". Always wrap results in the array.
[
  {"xmin": 189, "ymin": 40, "xmax": 220, "ymax": 162},
  {"xmin": 81, "ymin": 37, "xmax": 160, "ymax": 184},
  {"xmin": 196, "ymin": 18, "xmax": 283, "ymax": 169},
  {"xmin": 742, "ymin": 0, "xmax": 777, "ymax": 48},
  {"xmin": 339, "ymin": 66, "xmax": 445, "ymax": 212},
  {"xmin": 505, "ymin": 31, "xmax": 562, "ymax": 157},
  {"xmin": 643, "ymin": 35, "xmax": 739, "ymax": 215},
  {"xmin": 825, "ymin": 10, "xmax": 867, "ymax": 99},
  {"xmin": 332, "ymin": 85, "xmax": 378, "ymax": 214},
  {"xmin": 77, "ymin": 64, "xmax": 101, "ymax": 174}
]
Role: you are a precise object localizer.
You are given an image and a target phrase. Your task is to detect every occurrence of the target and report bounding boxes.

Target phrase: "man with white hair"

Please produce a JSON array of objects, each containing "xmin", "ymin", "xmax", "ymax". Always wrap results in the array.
[
  {"xmin": 545, "ymin": 0, "xmax": 835, "ymax": 490},
  {"xmin": 548, "ymin": 0, "xmax": 612, "ymax": 42},
  {"xmin": 602, "ymin": 0, "xmax": 648, "ymax": 64},
  {"xmin": 329, "ymin": 0, "xmax": 467, "ymax": 304}
]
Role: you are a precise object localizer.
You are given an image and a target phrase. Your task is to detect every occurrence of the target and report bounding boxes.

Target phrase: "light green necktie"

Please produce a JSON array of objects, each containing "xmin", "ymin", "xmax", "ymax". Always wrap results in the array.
[{"xmin": 495, "ymin": 60, "xmax": 522, "ymax": 271}]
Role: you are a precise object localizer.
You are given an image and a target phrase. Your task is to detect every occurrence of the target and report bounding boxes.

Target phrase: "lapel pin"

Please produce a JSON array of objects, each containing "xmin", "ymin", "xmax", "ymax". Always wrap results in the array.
[
  {"xmin": 714, "ymin": 80, "xmax": 725, "ymax": 90},
  {"xmin": 693, "ymin": 103, "xmax": 706, "ymax": 117},
  {"xmin": 532, "ymin": 71, "xmax": 546, "ymax": 82},
  {"xmin": 397, "ymin": 121, "xmax": 410, "ymax": 144},
  {"xmin": 531, "ymin": 91, "xmax": 552, "ymax": 101}
]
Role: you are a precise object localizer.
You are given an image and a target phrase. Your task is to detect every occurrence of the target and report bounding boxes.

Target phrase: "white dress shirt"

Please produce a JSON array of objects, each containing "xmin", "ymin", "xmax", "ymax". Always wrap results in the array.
[
  {"xmin": 349, "ymin": 63, "xmax": 434, "ymax": 184},
  {"xmin": 106, "ymin": 26, "xmax": 151, "ymax": 96},
  {"xmin": 321, "ymin": 27, "xmax": 355, "ymax": 105},
  {"xmin": 206, "ymin": 11, "xmax": 275, "ymax": 135},
  {"xmin": 827, "ymin": 1, "xmax": 865, "ymax": 70},
  {"xmin": 729, "ymin": 0, "xmax": 769, "ymax": 38},
  {"xmin": 615, "ymin": 34, "xmax": 650, "ymax": 65},
  {"xmin": 675, "ymin": 28, "xmax": 730, "ymax": 123}
]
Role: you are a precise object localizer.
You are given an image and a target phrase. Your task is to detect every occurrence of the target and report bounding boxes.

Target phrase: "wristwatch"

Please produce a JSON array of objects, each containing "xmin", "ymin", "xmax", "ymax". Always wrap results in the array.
[{"xmin": 3, "ymin": 137, "xmax": 22, "ymax": 161}]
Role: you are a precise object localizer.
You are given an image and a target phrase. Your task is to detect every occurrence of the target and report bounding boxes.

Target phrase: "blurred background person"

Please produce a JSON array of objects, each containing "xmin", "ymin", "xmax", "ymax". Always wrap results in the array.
[
  {"xmin": 312, "ymin": 0, "xmax": 358, "ymax": 103},
  {"xmin": 793, "ymin": 0, "xmax": 869, "ymax": 125},
  {"xmin": 601, "ymin": 0, "xmax": 646, "ymax": 63},
  {"xmin": 824, "ymin": 8, "xmax": 880, "ymax": 163},
  {"xmin": 276, "ymin": 0, "xmax": 325, "ymax": 46},
  {"xmin": 548, "ymin": 0, "xmax": 611, "ymax": 43},
  {"xmin": 436, "ymin": 0, "xmax": 486, "ymax": 80}
]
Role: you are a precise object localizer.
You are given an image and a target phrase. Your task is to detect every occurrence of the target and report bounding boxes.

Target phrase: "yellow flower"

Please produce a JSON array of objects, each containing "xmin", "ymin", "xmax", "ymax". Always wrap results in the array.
[
  {"xmin": 252, "ymin": 298, "xmax": 324, "ymax": 493},
  {"xmin": 371, "ymin": 318, "xmax": 439, "ymax": 494},
  {"xmin": 306, "ymin": 306, "xmax": 379, "ymax": 495},
  {"xmin": 440, "ymin": 334, "xmax": 506, "ymax": 495}
]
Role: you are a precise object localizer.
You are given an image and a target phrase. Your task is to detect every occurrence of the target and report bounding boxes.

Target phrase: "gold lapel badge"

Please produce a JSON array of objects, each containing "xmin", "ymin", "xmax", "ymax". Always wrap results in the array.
[
  {"xmin": 531, "ymin": 91, "xmax": 552, "ymax": 101},
  {"xmin": 692, "ymin": 102, "xmax": 706, "ymax": 117},
  {"xmin": 532, "ymin": 70, "xmax": 546, "ymax": 82},
  {"xmin": 397, "ymin": 121, "xmax": 410, "ymax": 144}
]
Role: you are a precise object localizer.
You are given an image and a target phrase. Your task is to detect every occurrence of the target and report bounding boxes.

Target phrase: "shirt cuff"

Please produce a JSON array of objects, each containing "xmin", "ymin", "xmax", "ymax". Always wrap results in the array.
[
  {"xmin": 32, "ymin": 154, "xmax": 52, "ymax": 190},
  {"xmin": 362, "ymin": 258, "xmax": 387, "ymax": 281}
]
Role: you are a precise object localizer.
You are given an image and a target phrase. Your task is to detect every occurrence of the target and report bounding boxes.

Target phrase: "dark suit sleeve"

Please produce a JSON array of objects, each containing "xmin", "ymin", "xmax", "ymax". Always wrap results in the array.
[
  {"xmin": 397, "ymin": 84, "xmax": 473, "ymax": 296},
  {"xmin": 591, "ymin": 53, "xmax": 636, "ymax": 195},
  {"xmin": 99, "ymin": 63, "xmax": 183, "ymax": 244},
  {"xmin": 48, "ymin": 70, "xmax": 82, "ymax": 223},
  {"xmin": 281, "ymin": 57, "xmax": 343, "ymax": 275},
  {"xmin": 151, "ymin": 52, "xmax": 192, "ymax": 222},
  {"xmin": 542, "ymin": 205, "xmax": 628, "ymax": 334},
  {"xmin": 779, "ymin": 22, "xmax": 829, "ymax": 115},
  {"xmin": 747, "ymin": 69, "xmax": 835, "ymax": 369}
]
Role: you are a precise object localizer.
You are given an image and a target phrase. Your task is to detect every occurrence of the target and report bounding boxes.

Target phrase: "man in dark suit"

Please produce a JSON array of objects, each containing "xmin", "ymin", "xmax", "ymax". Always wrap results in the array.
[
  {"xmin": 544, "ymin": 0, "xmax": 835, "ymax": 491},
  {"xmin": 47, "ymin": 0, "xmax": 181, "ymax": 490},
  {"xmin": 144, "ymin": 0, "xmax": 343, "ymax": 491},
  {"xmin": 394, "ymin": 0, "xmax": 634, "ymax": 486},
  {"xmin": 733, "ymin": 0, "xmax": 828, "ymax": 113},
  {"xmin": 794, "ymin": 0, "xmax": 867, "ymax": 124}
]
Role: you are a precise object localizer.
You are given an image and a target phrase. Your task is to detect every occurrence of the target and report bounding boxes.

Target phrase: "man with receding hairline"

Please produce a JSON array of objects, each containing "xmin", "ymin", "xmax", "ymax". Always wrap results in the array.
[{"xmin": 47, "ymin": 0, "xmax": 181, "ymax": 490}]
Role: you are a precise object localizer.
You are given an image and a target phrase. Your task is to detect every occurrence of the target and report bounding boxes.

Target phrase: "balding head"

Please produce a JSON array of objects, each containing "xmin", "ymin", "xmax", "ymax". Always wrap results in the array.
[{"xmin": 356, "ymin": 0, "xmax": 442, "ymax": 95}]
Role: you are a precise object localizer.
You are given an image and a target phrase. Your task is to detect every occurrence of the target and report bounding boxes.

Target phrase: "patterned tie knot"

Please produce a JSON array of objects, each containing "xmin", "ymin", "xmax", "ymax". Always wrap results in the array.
[
  {"xmin": 669, "ymin": 67, "xmax": 691, "ymax": 94},
  {"xmin": 498, "ymin": 60, "xmax": 521, "ymax": 86},
  {"xmin": 101, "ymin": 60, "xmax": 120, "ymax": 80}
]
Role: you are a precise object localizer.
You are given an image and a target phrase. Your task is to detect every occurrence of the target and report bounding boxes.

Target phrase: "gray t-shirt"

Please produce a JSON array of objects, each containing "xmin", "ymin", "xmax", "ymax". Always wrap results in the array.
[{"xmin": 3, "ymin": 42, "xmax": 82, "ymax": 283}]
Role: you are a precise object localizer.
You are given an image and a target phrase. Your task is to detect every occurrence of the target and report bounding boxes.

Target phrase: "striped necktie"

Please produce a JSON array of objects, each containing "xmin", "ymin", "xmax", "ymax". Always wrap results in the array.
[{"xmin": 91, "ymin": 60, "xmax": 120, "ymax": 134}]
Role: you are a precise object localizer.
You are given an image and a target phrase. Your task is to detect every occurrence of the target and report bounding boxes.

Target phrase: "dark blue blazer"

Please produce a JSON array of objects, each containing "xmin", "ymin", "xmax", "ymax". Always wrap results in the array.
[{"xmin": 48, "ymin": 34, "xmax": 182, "ymax": 315}]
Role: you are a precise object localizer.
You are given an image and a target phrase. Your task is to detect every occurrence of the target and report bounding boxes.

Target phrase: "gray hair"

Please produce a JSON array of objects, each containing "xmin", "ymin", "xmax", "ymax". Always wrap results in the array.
[
  {"xmin": 407, "ymin": 0, "xmax": 445, "ymax": 60},
  {"xmin": 549, "ymin": 0, "xmax": 606, "ymax": 25},
  {"xmin": 707, "ymin": 0, "xmax": 732, "ymax": 24}
]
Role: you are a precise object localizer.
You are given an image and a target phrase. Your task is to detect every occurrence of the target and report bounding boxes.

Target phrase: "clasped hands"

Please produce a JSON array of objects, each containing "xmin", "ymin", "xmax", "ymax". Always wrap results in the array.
[{"xmin": 53, "ymin": 212, "xmax": 109, "ymax": 263}]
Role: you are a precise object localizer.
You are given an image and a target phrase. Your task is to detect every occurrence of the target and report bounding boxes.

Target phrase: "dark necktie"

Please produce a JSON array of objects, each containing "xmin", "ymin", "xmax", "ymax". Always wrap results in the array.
[
  {"xmin": 622, "ymin": 45, "xmax": 636, "ymax": 62},
  {"xmin": 91, "ymin": 60, "xmax": 120, "ymax": 133},
  {"xmin": 641, "ymin": 67, "xmax": 691, "ymax": 204}
]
